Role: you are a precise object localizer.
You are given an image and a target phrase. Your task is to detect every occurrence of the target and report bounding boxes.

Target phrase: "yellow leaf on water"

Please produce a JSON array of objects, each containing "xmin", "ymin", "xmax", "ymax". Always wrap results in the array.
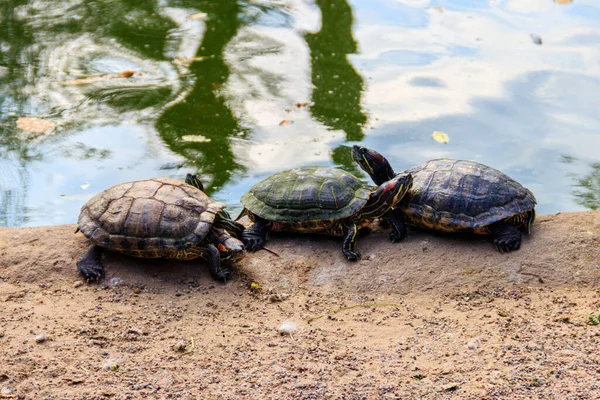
[
  {"xmin": 190, "ymin": 12, "xmax": 207, "ymax": 20},
  {"xmin": 432, "ymin": 131, "xmax": 449, "ymax": 144},
  {"xmin": 554, "ymin": 0, "xmax": 572, "ymax": 3},
  {"xmin": 16, "ymin": 117, "xmax": 55, "ymax": 134},
  {"xmin": 117, "ymin": 71, "xmax": 135, "ymax": 78},
  {"xmin": 181, "ymin": 135, "xmax": 211, "ymax": 143},
  {"xmin": 279, "ymin": 120, "xmax": 294, "ymax": 126}
]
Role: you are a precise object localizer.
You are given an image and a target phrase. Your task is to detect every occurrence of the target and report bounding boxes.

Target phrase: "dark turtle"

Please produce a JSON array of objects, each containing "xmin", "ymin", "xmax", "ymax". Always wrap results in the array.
[
  {"xmin": 352, "ymin": 146, "xmax": 536, "ymax": 252},
  {"xmin": 76, "ymin": 174, "xmax": 245, "ymax": 282},
  {"xmin": 237, "ymin": 166, "xmax": 413, "ymax": 260}
]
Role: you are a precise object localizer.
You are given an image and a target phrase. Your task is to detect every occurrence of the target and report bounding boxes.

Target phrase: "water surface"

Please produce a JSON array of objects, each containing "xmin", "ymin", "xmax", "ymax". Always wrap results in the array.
[{"xmin": 1, "ymin": 0, "xmax": 599, "ymax": 227}]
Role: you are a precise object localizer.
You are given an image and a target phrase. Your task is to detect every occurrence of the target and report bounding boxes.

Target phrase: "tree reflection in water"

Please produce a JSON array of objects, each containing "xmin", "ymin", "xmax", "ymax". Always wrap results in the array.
[{"xmin": 156, "ymin": 0, "xmax": 248, "ymax": 195}]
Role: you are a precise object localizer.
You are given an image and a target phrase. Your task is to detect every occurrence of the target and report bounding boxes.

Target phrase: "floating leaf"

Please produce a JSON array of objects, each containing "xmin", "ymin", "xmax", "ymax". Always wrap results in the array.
[
  {"xmin": 174, "ymin": 56, "xmax": 205, "ymax": 67},
  {"xmin": 181, "ymin": 135, "xmax": 211, "ymax": 143},
  {"xmin": 16, "ymin": 117, "xmax": 55, "ymax": 134},
  {"xmin": 190, "ymin": 12, "xmax": 207, "ymax": 20},
  {"xmin": 554, "ymin": 0, "xmax": 572, "ymax": 4},
  {"xmin": 117, "ymin": 71, "xmax": 135, "ymax": 78},
  {"xmin": 432, "ymin": 131, "xmax": 449, "ymax": 144},
  {"xmin": 530, "ymin": 34, "xmax": 543, "ymax": 45},
  {"xmin": 279, "ymin": 120, "xmax": 294, "ymax": 126},
  {"xmin": 428, "ymin": 7, "xmax": 444, "ymax": 12}
]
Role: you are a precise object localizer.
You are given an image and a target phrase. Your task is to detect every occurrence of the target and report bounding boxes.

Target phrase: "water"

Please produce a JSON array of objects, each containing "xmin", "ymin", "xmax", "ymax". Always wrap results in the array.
[{"xmin": 0, "ymin": 0, "xmax": 599, "ymax": 227}]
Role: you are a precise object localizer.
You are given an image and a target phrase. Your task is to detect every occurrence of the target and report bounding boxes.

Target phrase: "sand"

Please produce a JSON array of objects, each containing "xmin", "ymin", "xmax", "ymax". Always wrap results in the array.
[{"xmin": 0, "ymin": 211, "xmax": 599, "ymax": 399}]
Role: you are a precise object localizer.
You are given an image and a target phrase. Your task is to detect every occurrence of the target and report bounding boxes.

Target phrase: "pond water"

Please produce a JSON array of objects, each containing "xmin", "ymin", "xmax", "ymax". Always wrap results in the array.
[{"xmin": 1, "ymin": 0, "xmax": 599, "ymax": 227}]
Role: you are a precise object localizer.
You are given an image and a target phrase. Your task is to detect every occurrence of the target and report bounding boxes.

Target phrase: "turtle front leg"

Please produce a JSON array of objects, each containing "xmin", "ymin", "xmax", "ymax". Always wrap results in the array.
[
  {"xmin": 77, "ymin": 244, "xmax": 105, "ymax": 282},
  {"xmin": 489, "ymin": 221, "xmax": 522, "ymax": 253},
  {"xmin": 343, "ymin": 222, "xmax": 361, "ymax": 261},
  {"xmin": 241, "ymin": 216, "xmax": 272, "ymax": 252},
  {"xmin": 200, "ymin": 243, "xmax": 231, "ymax": 282},
  {"xmin": 383, "ymin": 209, "xmax": 408, "ymax": 243}
]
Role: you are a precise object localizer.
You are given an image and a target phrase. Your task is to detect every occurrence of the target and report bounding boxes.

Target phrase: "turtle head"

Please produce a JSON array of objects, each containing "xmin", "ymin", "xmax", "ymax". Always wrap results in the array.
[
  {"xmin": 217, "ymin": 237, "xmax": 245, "ymax": 262},
  {"xmin": 352, "ymin": 145, "xmax": 396, "ymax": 186},
  {"xmin": 361, "ymin": 173, "xmax": 413, "ymax": 218},
  {"xmin": 185, "ymin": 173, "xmax": 204, "ymax": 191}
]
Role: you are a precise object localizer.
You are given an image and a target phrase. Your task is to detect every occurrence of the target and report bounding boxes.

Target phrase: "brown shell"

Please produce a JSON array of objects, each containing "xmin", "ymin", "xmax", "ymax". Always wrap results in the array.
[{"xmin": 77, "ymin": 178, "xmax": 224, "ymax": 257}]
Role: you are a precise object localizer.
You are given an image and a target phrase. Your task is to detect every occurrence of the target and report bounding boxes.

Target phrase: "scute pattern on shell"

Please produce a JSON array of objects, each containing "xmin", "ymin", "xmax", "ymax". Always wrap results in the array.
[
  {"xmin": 241, "ymin": 166, "xmax": 372, "ymax": 222},
  {"xmin": 402, "ymin": 159, "xmax": 536, "ymax": 233},
  {"xmin": 77, "ymin": 178, "xmax": 225, "ymax": 256}
]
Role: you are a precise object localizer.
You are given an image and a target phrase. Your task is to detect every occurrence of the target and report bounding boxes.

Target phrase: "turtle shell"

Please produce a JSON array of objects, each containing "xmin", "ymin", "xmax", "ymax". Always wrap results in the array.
[
  {"xmin": 402, "ymin": 159, "xmax": 536, "ymax": 233},
  {"xmin": 241, "ymin": 166, "xmax": 372, "ymax": 222},
  {"xmin": 77, "ymin": 178, "xmax": 225, "ymax": 257}
]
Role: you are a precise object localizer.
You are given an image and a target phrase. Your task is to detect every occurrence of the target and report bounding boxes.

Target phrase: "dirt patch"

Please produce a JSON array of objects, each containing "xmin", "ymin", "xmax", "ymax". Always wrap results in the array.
[{"xmin": 0, "ymin": 211, "xmax": 599, "ymax": 398}]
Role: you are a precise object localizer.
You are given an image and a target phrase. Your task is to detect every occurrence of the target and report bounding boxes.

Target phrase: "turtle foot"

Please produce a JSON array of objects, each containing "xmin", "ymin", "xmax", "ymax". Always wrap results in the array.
[
  {"xmin": 77, "ymin": 245, "xmax": 104, "ymax": 282},
  {"xmin": 345, "ymin": 250, "xmax": 361, "ymax": 261},
  {"xmin": 491, "ymin": 222, "xmax": 522, "ymax": 253},
  {"xmin": 388, "ymin": 229, "xmax": 407, "ymax": 243},
  {"xmin": 212, "ymin": 267, "xmax": 232, "ymax": 282},
  {"xmin": 241, "ymin": 233, "xmax": 266, "ymax": 252},
  {"xmin": 493, "ymin": 236, "xmax": 521, "ymax": 253}
]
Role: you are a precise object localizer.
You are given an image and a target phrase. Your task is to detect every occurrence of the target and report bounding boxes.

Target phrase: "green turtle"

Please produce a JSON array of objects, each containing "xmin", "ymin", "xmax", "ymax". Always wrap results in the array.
[
  {"xmin": 237, "ymin": 166, "xmax": 413, "ymax": 260},
  {"xmin": 76, "ymin": 174, "xmax": 245, "ymax": 282},
  {"xmin": 352, "ymin": 145, "xmax": 536, "ymax": 252}
]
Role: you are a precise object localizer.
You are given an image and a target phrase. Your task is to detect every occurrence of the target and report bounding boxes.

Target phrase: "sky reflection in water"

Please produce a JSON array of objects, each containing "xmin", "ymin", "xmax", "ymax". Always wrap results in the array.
[{"xmin": 0, "ymin": 0, "xmax": 599, "ymax": 226}]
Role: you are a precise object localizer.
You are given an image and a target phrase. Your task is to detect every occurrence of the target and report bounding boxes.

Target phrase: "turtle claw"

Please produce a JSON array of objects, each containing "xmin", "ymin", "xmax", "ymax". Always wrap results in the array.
[
  {"xmin": 213, "ymin": 267, "xmax": 232, "ymax": 282},
  {"xmin": 345, "ymin": 250, "xmax": 361, "ymax": 261},
  {"xmin": 77, "ymin": 245, "xmax": 104, "ymax": 282},
  {"xmin": 493, "ymin": 237, "xmax": 520, "ymax": 253},
  {"xmin": 388, "ymin": 230, "xmax": 407, "ymax": 243}
]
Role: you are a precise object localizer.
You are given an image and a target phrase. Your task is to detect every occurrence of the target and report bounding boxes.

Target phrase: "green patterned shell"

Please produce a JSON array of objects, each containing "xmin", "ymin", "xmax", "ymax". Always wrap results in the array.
[
  {"xmin": 77, "ymin": 178, "xmax": 225, "ymax": 257},
  {"xmin": 402, "ymin": 159, "xmax": 536, "ymax": 233},
  {"xmin": 241, "ymin": 166, "xmax": 372, "ymax": 222}
]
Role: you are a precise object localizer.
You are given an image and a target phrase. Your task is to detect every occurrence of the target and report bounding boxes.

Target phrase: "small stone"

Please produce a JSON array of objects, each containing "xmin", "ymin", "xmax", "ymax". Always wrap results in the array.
[
  {"xmin": 367, "ymin": 254, "xmax": 376, "ymax": 261},
  {"xmin": 73, "ymin": 280, "xmax": 84, "ymax": 288},
  {"xmin": 103, "ymin": 359, "xmax": 119, "ymax": 371},
  {"xmin": 269, "ymin": 293, "xmax": 290, "ymax": 303},
  {"xmin": 442, "ymin": 383, "xmax": 459, "ymax": 391},
  {"xmin": 127, "ymin": 327, "xmax": 143, "ymax": 335},
  {"xmin": 1, "ymin": 386, "xmax": 13, "ymax": 395},
  {"xmin": 467, "ymin": 337, "xmax": 480, "ymax": 350},
  {"xmin": 278, "ymin": 321, "xmax": 298, "ymax": 335},
  {"xmin": 35, "ymin": 332, "xmax": 47, "ymax": 344},
  {"xmin": 173, "ymin": 340, "xmax": 188, "ymax": 352}
]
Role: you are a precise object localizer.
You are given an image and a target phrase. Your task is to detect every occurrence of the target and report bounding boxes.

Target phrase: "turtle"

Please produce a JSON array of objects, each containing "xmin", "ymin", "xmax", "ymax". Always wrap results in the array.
[
  {"xmin": 76, "ymin": 174, "xmax": 245, "ymax": 282},
  {"xmin": 237, "ymin": 166, "xmax": 413, "ymax": 260},
  {"xmin": 351, "ymin": 145, "xmax": 536, "ymax": 252}
]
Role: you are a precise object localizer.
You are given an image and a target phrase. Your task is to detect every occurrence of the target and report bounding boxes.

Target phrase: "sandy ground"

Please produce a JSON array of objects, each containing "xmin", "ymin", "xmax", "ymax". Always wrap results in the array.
[{"xmin": 0, "ymin": 211, "xmax": 599, "ymax": 399}]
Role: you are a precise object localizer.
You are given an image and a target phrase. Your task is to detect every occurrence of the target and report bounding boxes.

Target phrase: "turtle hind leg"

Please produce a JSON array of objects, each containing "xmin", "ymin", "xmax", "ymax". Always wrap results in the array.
[
  {"xmin": 200, "ymin": 243, "xmax": 231, "ymax": 282},
  {"xmin": 77, "ymin": 244, "xmax": 105, "ymax": 282},
  {"xmin": 241, "ymin": 216, "xmax": 272, "ymax": 252},
  {"xmin": 489, "ymin": 221, "xmax": 522, "ymax": 253}
]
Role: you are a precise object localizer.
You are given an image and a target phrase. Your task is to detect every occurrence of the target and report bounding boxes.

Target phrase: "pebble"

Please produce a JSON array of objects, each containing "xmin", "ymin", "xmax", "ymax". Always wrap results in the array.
[
  {"xmin": 467, "ymin": 337, "xmax": 480, "ymax": 350},
  {"xmin": 35, "ymin": 332, "xmax": 47, "ymax": 344},
  {"xmin": 442, "ymin": 382, "xmax": 459, "ymax": 391},
  {"xmin": 173, "ymin": 340, "xmax": 188, "ymax": 352},
  {"xmin": 128, "ymin": 327, "xmax": 143, "ymax": 335},
  {"xmin": 1, "ymin": 386, "xmax": 13, "ymax": 395},
  {"xmin": 73, "ymin": 280, "xmax": 84, "ymax": 288},
  {"xmin": 103, "ymin": 359, "xmax": 119, "ymax": 371},
  {"xmin": 278, "ymin": 321, "xmax": 298, "ymax": 335}
]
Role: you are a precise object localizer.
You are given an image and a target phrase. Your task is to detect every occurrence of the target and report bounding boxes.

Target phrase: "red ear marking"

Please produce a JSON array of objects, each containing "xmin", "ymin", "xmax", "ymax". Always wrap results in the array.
[{"xmin": 218, "ymin": 244, "xmax": 227, "ymax": 252}]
